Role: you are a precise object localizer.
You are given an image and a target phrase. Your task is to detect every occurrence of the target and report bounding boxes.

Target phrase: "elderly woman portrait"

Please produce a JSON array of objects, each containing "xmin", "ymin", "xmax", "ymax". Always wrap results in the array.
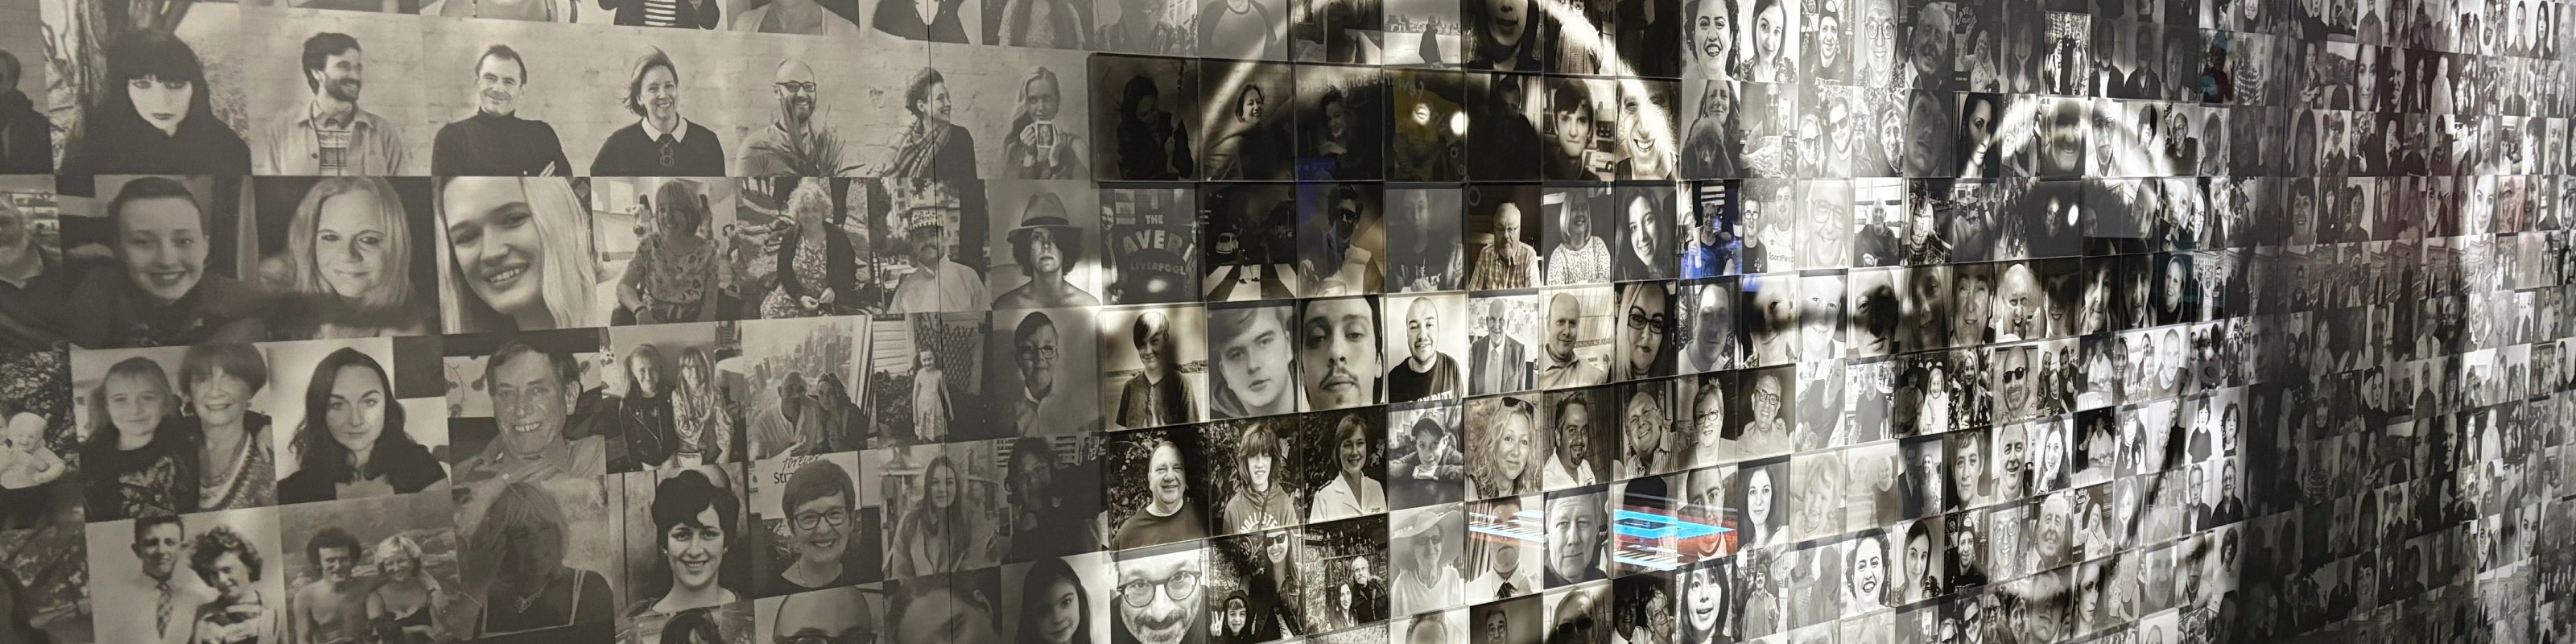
[
  {"xmin": 760, "ymin": 180, "xmax": 861, "ymax": 319},
  {"xmin": 178, "ymin": 345, "xmax": 274, "ymax": 511},
  {"xmin": 278, "ymin": 348, "xmax": 448, "ymax": 504},
  {"xmin": 366, "ymin": 535, "xmax": 444, "ymax": 644},
  {"xmin": 618, "ymin": 181, "xmax": 721, "ymax": 324},
  {"xmin": 591, "ymin": 48, "xmax": 727, "ymax": 176},
  {"xmin": 62, "ymin": 35, "xmax": 251, "ymax": 175},
  {"xmin": 438, "ymin": 176, "xmax": 598, "ymax": 332},
  {"xmin": 463, "ymin": 482, "xmax": 614, "ymax": 640},
  {"xmin": 887, "ymin": 68, "xmax": 980, "ymax": 180},
  {"xmin": 262, "ymin": 178, "xmax": 435, "ymax": 339},
  {"xmin": 82, "ymin": 357, "xmax": 196, "ymax": 520},
  {"xmin": 66, "ymin": 177, "xmax": 267, "ymax": 349}
]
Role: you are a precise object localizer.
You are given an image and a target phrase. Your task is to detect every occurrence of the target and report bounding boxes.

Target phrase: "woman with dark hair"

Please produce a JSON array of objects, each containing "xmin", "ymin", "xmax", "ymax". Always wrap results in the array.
[
  {"xmin": 630, "ymin": 469, "xmax": 744, "ymax": 617},
  {"xmin": 1115, "ymin": 75, "xmax": 1195, "ymax": 180},
  {"xmin": 189, "ymin": 525, "xmax": 284, "ymax": 644},
  {"xmin": 760, "ymin": 180, "xmax": 860, "ymax": 320},
  {"xmin": 890, "ymin": 455, "xmax": 985, "ymax": 576},
  {"xmin": 279, "ymin": 348, "xmax": 447, "ymax": 504},
  {"xmin": 262, "ymin": 177, "xmax": 435, "ymax": 340},
  {"xmin": 811, "ymin": 373, "xmax": 858, "ymax": 452},
  {"xmin": 886, "ymin": 68, "xmax": 980, "ymax": 179},
  {"xmin": 619, "ymin": 181, "xmax": 720, "ymax": 324},
  {"xmin": 82, "ymin": 357, "xmax": 196, "ymax": 520},
  {"xmin": 592, "ymin": 48, "xmax": 726, "ymax": 176},
  {"xmin": 1463, "ymin": 0, "xmax": 1542, "ymax": 71},
  {"xmin": 1307, "ymin": 413, "xmax": 1385, "ymax": 522},
  {"xmin": 466, "ymin": 482, "xmax": 614, "ymax": 642},
  {"xmin": 1203, "ymin": 84, "xmax": 1272, "ymax": 181},
  {"xmin": 1221, "ymin": 421, "xmax": 1295, "ymax": 533},
  {"xmin": 61, "ymin": 34, "xmax": 250, "ymax": 175},
  {"xmin": 1014, "ymin": 556, "xmax": 1096, "ymax": 644},
  {"xmin": 180, "ymin": 345, "xmax": 273, "ymax": 511},
  {"xmin": 64, "ymin": 177, "xmax": 269, "ymax": 349}
]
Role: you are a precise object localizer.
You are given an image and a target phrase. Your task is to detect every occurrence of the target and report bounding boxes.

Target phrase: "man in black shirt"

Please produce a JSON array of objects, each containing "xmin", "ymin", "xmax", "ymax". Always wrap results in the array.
[{"xmin": 431, "ymin": 45, "xmax": 573, "ymax": 176}]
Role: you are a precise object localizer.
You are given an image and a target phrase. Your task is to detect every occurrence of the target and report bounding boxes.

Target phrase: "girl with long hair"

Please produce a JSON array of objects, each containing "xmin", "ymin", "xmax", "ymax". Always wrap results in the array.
[
  {"xmin": 669, "ymin": 347, "xmax": 725, "ymax": 467},
  {"xmin": 279, "ymin": 348, "xmax": 447, "ymax": 503},
  {"xmin": 1001, "ymin": 68, "xmax": 1088, "ymax": 179},
  {"xmin": 1014, "ymin": 557, "xmax": 1096, "ymax": 644},
  {"xmin": 81, "ymin": 357, "xmax": 196, "ymax": 520},
  {"xmin": 437, "ymin": 176, "xmax": 597, "ymax": 332},
  {"xmin": 266, "ymin": 178, "xmax": 435, "ymax": 339},
  {"xmin": 890, "ymin": 455, "xmax": 980, "ymax": 577}
]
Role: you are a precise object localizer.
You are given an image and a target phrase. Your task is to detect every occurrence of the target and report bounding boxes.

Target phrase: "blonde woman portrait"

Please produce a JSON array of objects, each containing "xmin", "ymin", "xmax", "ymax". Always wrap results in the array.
[
  {"xmin": 1466, "ymin": 395, "xmax": 1543, "ymax": 500},
  {"xmin": 262, "ymin": 177, "xmax": 436, "ymax": 340},
  {"xmin": 437, "ymin": 176, "xmax": 597, "ymax": 332}
]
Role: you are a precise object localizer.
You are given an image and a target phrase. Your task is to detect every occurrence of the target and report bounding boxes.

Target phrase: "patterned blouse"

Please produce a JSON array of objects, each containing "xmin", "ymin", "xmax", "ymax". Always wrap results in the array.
[
  {"xmin": 635, "ymin": 234, "xmax": 714, "ymax": 323},
  {"xmin": 760, "ymin": 233, "xmax": 832, "ymax": 319}
]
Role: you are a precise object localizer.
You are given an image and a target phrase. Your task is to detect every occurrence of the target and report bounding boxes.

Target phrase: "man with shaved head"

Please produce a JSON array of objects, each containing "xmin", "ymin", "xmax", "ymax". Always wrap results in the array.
[
  {"xmin": 1537, "ymin": 292, "xmax": 1607, "ymax": 389},
  {"xmin": 770, "ymin": 585, "xmax": 876, "ymax": 642},
  {"xmin": 1996, "ymin": 262, "xmax": 2042, "ymax": 341},
  {"xmin": 739, "ymin": 59, "xmax": 852, "ymax": 176},
  {"xmin": 1389, "ymin": 297, "xmax": 1464, "ymax": 402}
]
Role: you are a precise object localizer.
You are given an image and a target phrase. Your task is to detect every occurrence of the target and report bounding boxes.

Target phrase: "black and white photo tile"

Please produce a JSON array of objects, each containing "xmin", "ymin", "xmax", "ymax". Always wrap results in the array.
[{"xmin": 6, "ymin": 0, "xmax": 2576, "ymax": 638}]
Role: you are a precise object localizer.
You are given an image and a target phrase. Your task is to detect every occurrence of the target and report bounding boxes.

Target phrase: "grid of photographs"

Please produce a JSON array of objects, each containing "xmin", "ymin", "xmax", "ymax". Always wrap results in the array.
[{"xmin": 0, "ymin": 0, "xmax": 2570, "ymax": 641}]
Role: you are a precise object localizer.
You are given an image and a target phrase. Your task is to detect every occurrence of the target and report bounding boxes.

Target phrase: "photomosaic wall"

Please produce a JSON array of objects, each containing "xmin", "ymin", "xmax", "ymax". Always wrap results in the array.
[{"xmin": 0, "ymin": 0, "xmax": 2566, "ymax": 640}]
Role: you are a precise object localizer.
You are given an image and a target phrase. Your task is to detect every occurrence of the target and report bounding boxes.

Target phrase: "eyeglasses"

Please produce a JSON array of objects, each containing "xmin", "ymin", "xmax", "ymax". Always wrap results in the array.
[
  {"xmin": 794, "ymin": 510, "xmax": 850, "ymax": 530},
  {"xmin": 1118, "ymin": 571, "xmax": 1202, "ymax": 607},
  {"xmin": 777, "ymin": 81, "xmax": 819, "ymax": 93},
  {"xmin": 1018, "ymin": 345, "xmax": 1059, "ymax": 361},
  {"xmin": 1629, "ymin": 308, "xmax": 1669, "ymax": 332}
]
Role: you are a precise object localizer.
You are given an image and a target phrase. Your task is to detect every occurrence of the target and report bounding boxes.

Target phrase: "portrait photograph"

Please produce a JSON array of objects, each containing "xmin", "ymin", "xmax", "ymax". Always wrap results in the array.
[
  {"xmin": 275, "ymin": 492, "xmax": 464, "ymax": 644},
  {"xmin": 1381, "ymin": 291, "xmax": 1465, "ymax": 406},
  {"xmin": 863, "ymin": 312, "xmax": 988, "ymax": 444},
  {"xmin": 1100, "ymin": 304, "xmax": 1209, "ymax": 430}
]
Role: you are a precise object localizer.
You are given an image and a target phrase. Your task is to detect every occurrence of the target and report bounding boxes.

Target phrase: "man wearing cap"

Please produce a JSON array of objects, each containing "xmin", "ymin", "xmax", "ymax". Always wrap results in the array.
[
  {"xmin": 995, "ymin": 193, "xmax": 1102, "ymax": 309},
  {"xmin": 738, "ymin": 60, "xmax": 853, "ymax": 177},
  {"xmin": 891, "ymin": 219, "xmax": 990, "ymax": 313}
]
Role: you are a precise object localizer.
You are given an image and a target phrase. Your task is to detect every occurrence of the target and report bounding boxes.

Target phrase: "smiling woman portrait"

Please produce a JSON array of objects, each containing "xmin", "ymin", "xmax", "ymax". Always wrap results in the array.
[
  {"xmin": 278, "ymin": 347, "xmax": 447, "ymax": 505},
  {"xmin": 263, "ymin": 178, "xmax": 436, "ymax": 340},
  {"xmin": 436, "ymin": 176, "xmax": 597, "ymax": 332}
]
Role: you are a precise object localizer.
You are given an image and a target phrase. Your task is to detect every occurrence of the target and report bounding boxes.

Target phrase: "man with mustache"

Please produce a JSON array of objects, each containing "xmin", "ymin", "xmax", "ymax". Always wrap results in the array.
[
  {"xmin": 1536, "ymin": 293, "xmax": 1607, "ymax": 389},
  {"xmin": 1301, "ymin": 296, "xmax": 1383, "ymax": 410},
  {"xmin": 1542, "ymin": 490, "xmax": 1608, "ymax": 586},
  {"xmin": 288, "ymin": 527, "xmax": 366, "ymax": 644},
  {"xmin": 1471, "ymin": 299, "xmax": 1533, "ymax": 395},
  {"xmin": 1114, "ymin": 544, "xmax": 1207, "ymax": 644},
  {"xmin": 1389, "ymin": 297, "xmax": 1464, "ymax": 402},
  {"xmin": 96, "ymin": 516, "xmax": 213, "ymax": 644},
  {"xmin": 1117, "ymin": 311, "xmax": 1199, "ymax": 427},
  {"xmin": 454, "ymin": 340, "xmax": 608, "ymax": 485},
  {"xmin": 738, "ymin": 60, "xmax": 852, "ymax": 177},
  {"xmin": 431, "ymin": 45, "xmax": 573, "ymax": 176},
  {"xmin": 254, "ymin": 33, "xmax": 406, "ymax": 175}
]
